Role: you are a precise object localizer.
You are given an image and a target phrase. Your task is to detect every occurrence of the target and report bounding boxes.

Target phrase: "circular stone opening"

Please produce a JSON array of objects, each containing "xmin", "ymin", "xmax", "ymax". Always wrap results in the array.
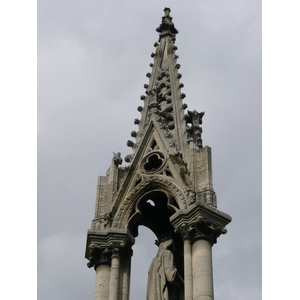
[{"xmin": 141, "ymin": 151, "xmax": 165, "ymax": 173}]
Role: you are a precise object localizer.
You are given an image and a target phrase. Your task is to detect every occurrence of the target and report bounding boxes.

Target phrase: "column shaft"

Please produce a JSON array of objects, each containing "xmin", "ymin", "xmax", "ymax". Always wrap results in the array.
[
  {"xmin": 94, "ymin": 263, "xmax": 111, "ymax": 300},
  {"xmin": 109, "ymin": 255, "xmax": 121, "ymax": 300},
  {"xmin": 184, "ymin": 238, "xmax": 193, "ymax": 300},
  {"xmin": 192, "ymin": 239, "xmax": 214, "ymax": 300},
  {"xmin": 121, "ymin": 255, "xmax": 131, "ymax": 300}
]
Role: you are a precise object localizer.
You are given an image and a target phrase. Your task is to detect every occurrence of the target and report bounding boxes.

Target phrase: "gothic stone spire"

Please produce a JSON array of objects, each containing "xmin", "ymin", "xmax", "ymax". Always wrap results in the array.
[
  {"xmin": 126, "ymin": 7, "xmax": 205, "ymax": 165},
  {"xmin": 86, "ymin": 10, "xmax": 232, "ymax": 300}
]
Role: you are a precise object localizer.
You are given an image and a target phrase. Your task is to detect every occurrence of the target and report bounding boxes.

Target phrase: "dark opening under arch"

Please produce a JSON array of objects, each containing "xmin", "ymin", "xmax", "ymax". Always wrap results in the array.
[{"xmin": 128, "ymin": 190, "xmax": 184, "ymax": 280}]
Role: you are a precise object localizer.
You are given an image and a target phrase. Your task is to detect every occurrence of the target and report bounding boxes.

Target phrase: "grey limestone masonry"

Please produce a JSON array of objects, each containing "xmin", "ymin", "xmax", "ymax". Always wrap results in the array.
[{"xmin": 85, "ymin": 7, "xmax": 231, "ymax": 300}]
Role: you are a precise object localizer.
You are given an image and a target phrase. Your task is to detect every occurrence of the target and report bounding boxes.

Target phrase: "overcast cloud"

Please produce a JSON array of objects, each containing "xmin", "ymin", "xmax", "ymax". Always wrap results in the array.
[{"xmin": 37, "ymin": 1, "xmax": 262, "ymax": 299}]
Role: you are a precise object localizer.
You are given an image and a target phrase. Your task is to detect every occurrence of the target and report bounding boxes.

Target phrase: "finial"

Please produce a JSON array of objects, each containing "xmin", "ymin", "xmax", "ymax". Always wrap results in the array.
[
  {"xmin": 156, "ymin": 7, "xmax": 178, "ymax": 42},
  {"xmin": 164, "ymin": 7, "xmax": 171, "ymax": 17}
]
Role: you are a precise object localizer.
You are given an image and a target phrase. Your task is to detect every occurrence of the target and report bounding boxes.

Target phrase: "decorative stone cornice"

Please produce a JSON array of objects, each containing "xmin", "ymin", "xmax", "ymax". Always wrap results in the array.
[{"xmin": 170, "ymin": 202, "xmax": 231, "ymax": 245}]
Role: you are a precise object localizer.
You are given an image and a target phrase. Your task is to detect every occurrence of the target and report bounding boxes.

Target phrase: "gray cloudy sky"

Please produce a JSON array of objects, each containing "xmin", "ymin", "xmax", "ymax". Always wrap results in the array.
[{"xmin": 37, "ymin": 1, "xmax": 262, "ymax": 299}]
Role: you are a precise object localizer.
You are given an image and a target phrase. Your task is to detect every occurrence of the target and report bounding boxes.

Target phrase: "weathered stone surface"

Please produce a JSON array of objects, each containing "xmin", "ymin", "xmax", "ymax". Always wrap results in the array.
[{"xmin": 86, "ymin": 7, "xmax": 232, "ymax": 300}]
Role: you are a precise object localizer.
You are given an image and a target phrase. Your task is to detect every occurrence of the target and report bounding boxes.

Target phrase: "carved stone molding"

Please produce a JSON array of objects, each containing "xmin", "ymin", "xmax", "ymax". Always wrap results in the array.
[
  {"xmin": 170, "ymin": 202, "xmax": 231, "ymax": 245},
  {"xmin": 87, "ymin": 244, "xmax": 111, "ymax": 270},
  {"xmin": 87, "ymin": 240, "xmax": 132, "ymax": 271},
  {"xmin": 85, "ymin": 229, "xmax": 135, "ymax": 270},
  {"xmin": 189, "ymin": 216, "xmax": 227, "ymax": 245},
  {"xmin": 174, "ymin": 223, "xmax": 193, "ymax": 241}
]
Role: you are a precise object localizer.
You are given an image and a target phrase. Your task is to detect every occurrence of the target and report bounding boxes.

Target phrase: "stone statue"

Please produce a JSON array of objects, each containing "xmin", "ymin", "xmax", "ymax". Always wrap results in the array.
[{"xmin": 146, "ymin": 238, "xmax": 183, "ymax": 300}]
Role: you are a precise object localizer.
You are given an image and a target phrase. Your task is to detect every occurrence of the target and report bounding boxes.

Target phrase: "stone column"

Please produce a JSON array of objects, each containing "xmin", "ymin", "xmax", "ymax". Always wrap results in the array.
[
  {"xmin": 120, "ymin": 249, "xmax": 132, "ymax": 300},
  {"xmin": 176, "ymin": 224, "xmax": 193, "ymax": 300},
  {"xmin": 86, "ymin": 230, "xmax": 135, "ymax": 300},
  {"xmin": 183, "ymin": 232, "xmax": 193, "ymax": 300},
  {"xmin": 87, "ymin": 246, "xmax": 111, "ymax": 300},
  {"xmin": 109, "ymin": 248, "xmax": 121, "ymax": 300},
  {"xmin": 190, "ymin": 217, "xmax": 228, "ymax": 300},
  {"xmin": 170, "ymin": 204, "xmax": 231, "ymax": 300},
  {"xmin": 94, "ymin": 262, "xmax": 111, "ymax": 300},
  {"xmin": 192, "ymin": 238, "xmax": 213, "ymax": 300}
]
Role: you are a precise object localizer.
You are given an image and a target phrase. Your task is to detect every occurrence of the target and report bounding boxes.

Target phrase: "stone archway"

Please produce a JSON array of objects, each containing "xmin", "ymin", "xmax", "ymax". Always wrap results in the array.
[
  {"xmin": 128, "ymin": 190, "xmax": 178, "ymax": 238},
  {"xmin": 127, "ymin": 190, "xmax": 184, "ymax": 294}
]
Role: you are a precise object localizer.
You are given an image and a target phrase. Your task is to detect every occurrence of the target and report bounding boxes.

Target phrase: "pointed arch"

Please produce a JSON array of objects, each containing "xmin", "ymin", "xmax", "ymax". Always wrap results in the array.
[{"xmin": 112, "ymin": 176, "xmax": 187, "ymax": 230}]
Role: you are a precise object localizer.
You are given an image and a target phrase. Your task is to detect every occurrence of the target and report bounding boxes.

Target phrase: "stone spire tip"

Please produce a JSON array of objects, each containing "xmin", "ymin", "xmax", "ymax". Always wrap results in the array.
[{"xmin": 156, "ymin": 7, "xmax": 178, "ymax": 42}]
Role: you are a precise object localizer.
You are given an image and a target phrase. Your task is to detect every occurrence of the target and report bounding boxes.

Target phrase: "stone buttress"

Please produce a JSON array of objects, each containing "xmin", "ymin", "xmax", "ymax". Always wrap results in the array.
[{"xmin": 85, "ymin": 8, "xmax": 232, "ymax": 300}]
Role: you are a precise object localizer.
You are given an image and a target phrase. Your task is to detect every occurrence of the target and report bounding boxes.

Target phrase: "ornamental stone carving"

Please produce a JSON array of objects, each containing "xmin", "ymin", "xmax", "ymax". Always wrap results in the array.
[
  {"xmin": 113, "ymin": 176, "xmax": 187, "ymax": 228},
  {"xmin": 174, "ymin": 223, "xmax": 193, "ymax": 241},
  {"xmin": 86, "ymin": 8, "xmax": 231, "ymax": 300},
  {"xmin": 141, "ymin": 151, "xmax": 166, "ymax": 174},
  {"xmin": 187, "ymin": 189, "xmax": 196, "ymax": 205},
  {"xmin": 185, "ymin": 110, "xmax": 205, "ymax": 149},
  {"xmin": 87, "ymin": 244, "xmax": 111, "ymax": 270},
  {"xmin": 125, "ymin": 154, "xmax": 133, "ymax": 163},
  {"xmin": 189, "ymin": 216, "xmax": 227, "ymax": 245},
  {"xmin": 113, "ymin": 152, "xmax": 122, "ymax": 166},
  {"xmin": 102, "ymin": 211, "xmax": 114, "ymax": 228}
]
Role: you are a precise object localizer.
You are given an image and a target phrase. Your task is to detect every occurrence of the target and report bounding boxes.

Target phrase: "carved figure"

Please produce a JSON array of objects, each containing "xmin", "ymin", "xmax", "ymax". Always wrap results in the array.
[
  {"xmin": 103, "ymin": 211, "xmax": 113, "ymax": 228},
  {"xmin": 113, "ymin": 152, "xmax": 122, "ymax": 166},
  {"xmin": 187, "ymin": 189, "xmax": 196, "ymax": 205},
  {"xmin": 146, "ymin": 238, "xmax": 183, "ymax": 300}
]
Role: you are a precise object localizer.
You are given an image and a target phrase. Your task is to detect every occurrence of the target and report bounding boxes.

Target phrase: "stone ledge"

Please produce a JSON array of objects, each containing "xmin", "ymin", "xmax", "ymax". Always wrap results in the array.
[{"xmin": 170, "ymin": 202, "xmax": 232, "ymax": 231}]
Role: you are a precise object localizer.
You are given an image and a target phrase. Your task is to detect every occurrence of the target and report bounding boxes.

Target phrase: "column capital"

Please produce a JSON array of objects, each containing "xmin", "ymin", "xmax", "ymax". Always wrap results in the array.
[
  {"xmin": 87, "ymin": 244, "xmax": 112, "ymax": 270},
  {"xmin": 174, "ymin": 223, "xmax": 193, "ymax": 241},
  {"xmin": 108, "ymin": 240, "xmax": 130, "ymax": 259},
  {"xmin": 190, "ymin": 216, "xmax": 227, "ymax": 245},
  {"xmin": 85, "ymin": 228, "xmax": 135, "ymax": 270},
  {"xmin": 170, "ymin": 202, "xmax": 231, "ymax": 245}
]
